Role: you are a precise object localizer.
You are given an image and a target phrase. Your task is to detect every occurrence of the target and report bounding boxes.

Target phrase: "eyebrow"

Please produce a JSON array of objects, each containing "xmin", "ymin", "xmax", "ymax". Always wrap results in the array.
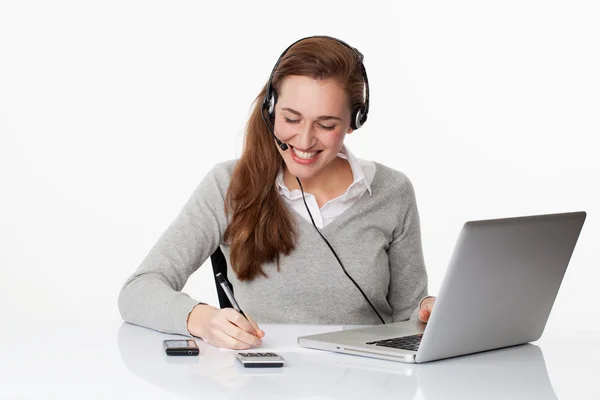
[{"xmin": 281, "ymin": 107, "xmax": 342, "ymax": 121}]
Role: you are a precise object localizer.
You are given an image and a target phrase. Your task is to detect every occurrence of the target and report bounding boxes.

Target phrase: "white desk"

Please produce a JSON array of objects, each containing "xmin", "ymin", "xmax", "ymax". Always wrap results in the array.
[{"xmin": 0, "ymin": 320, "xmax": 598, "ymax": 399}]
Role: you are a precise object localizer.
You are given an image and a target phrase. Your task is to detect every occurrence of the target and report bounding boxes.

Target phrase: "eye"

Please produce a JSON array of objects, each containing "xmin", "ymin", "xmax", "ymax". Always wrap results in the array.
[
  {"xmin": 318, "ymin": 124, "xmax": 335, "ymax": 131},
  {"xmin": 284, "ymin": 117, "xmax": 300, "ymax": 124}
]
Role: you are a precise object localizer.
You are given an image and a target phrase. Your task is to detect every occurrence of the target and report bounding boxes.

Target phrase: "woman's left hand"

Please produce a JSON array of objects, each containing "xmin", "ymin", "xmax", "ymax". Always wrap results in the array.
[{"xmin": 418, "ymin": 297, "xmax": 436, "ymax": 323}]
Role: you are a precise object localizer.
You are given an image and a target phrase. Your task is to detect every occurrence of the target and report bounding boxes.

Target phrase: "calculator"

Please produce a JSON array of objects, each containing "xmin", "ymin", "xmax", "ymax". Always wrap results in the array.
[{"xmin": 235, "ymin": 352, "xmax": 285, "ymax": 368}]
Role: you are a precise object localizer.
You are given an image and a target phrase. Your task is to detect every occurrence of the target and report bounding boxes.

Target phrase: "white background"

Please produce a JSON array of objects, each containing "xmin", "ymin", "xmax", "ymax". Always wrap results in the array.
[{"xmin": 1, "ymin": 0, "xmax": 598, "ymax": 332}]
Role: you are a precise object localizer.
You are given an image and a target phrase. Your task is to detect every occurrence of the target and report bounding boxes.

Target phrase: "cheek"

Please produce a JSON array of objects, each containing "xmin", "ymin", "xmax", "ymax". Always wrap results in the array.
[
  {"xmin": 319, "ymin": 130, "xmax": 346, "ymax": 149},
  {"xmin": 273, "ymin": 119, "xmax": 295, "ymax": 141}
]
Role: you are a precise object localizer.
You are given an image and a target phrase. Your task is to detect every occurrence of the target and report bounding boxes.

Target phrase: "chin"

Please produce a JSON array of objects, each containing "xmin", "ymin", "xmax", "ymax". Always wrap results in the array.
[
  {"xmin": 284, "ymin": 163, "xmax": 316, "ymax": 179},
  {"xmin": 282, "ymin": 158, "xmax": 321, "ymax": 180}
]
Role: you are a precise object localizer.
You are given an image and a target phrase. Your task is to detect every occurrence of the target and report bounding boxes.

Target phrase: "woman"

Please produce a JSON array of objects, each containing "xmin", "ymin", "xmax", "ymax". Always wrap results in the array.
[{"xmin": 118, "ymin": 36, "xmax": 436, "ymax": 350}]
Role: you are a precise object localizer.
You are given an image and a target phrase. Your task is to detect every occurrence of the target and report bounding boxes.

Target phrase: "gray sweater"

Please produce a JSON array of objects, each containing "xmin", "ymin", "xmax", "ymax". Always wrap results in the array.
[{"xmin": 118, "ymin": 160, "xmax": 428, "ymax": 336}]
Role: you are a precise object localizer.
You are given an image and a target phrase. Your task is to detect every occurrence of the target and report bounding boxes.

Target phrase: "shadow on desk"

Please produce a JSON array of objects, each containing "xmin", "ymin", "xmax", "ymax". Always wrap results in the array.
[{"xmin": 117, "ymin": 322, "xmax": 558, "ymax": 399}]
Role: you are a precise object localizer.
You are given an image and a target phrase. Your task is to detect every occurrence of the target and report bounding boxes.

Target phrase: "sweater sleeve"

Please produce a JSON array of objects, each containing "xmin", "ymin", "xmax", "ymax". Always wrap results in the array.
[
  {"xmin": 117, "ymin": 162, "xmax": 232, "ymax": 336},
  {"xmin": 386, "ymin": 176, "xmax": 429, "ymax": 322}
]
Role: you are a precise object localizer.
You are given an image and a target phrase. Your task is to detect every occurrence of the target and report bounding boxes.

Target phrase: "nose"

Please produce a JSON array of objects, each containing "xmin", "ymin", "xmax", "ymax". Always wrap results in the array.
[{"xmin": 293, "ymin": 123, "xmax": 318, "ymax": 151}]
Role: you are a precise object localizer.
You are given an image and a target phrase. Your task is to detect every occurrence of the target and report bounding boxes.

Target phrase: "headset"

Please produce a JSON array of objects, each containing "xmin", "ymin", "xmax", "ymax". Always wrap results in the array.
[
  {"xmin": 260, "ymin": 36, "xmax": 385, "ymax": 324},
  {"xmin": 261, "ymin": 35, "xmax": 370, "ymax": 151}
]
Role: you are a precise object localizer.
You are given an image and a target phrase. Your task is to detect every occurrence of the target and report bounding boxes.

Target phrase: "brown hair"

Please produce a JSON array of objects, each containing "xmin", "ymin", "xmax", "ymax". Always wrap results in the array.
[{"xmin": 224, "ymin": 37, "xmax": 367, "ymax": 281}]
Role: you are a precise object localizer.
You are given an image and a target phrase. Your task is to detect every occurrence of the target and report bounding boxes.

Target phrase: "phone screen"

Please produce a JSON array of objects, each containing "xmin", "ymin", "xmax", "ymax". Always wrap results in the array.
[
  {"xmin": 165, "ymin": 340, "xmax": 197, "ymax": 348},
  {"xmin": 166, "ymin": 340, "xmax": 188, "ymax": 348}
]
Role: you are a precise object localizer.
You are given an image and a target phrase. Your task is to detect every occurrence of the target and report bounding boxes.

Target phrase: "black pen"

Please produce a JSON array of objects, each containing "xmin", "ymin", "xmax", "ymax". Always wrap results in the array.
[{"xmin": 215, "ymin": 273, "xmax": 249, "ymax": 320}]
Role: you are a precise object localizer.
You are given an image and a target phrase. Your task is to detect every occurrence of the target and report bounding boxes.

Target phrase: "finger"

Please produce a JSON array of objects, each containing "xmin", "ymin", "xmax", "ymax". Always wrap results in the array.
[
  {"xmin": 221, "ymin": 321, "xmax": 262, "ymax": 348},
  {"xmin": 245, "ymin": 314, "xmax": 265, "ymax": 338},
  {"xmin": 221, "ymin": 315, "xmax": 262, "ymax": 347},
  {"xmin": 224, "ymin": 309, "xmax": 260, "ymax": 336},
  {"xmin": 420, "ymin": 298, "xmax": 435, "ymax": 313},
  {"xmin": 418, "ymin": 308, "xmax": 431, "ymax": 323},
  {"xmin": 213, "ymin": 329, "xmax": 253, "ymax": 350}
]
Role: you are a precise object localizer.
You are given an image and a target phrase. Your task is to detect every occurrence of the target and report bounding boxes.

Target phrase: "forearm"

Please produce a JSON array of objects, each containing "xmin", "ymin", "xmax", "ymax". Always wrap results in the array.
[
  {"xmin": 118, "ymin": 162, "xmax": 233, "ymax": 335},
  {"xmin": 118, "ymin": 272, "xmax": 201, "ymax": 336},
  {"xmin": 387, "ymin": 176, "xmax": 429, "ymax": 322}
]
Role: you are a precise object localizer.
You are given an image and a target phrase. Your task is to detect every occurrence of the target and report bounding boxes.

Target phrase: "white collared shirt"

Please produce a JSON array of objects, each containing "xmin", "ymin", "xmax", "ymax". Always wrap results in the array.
[{"xmin": 276, "ymin": 145, "xmax": 376, "ymax": 229}]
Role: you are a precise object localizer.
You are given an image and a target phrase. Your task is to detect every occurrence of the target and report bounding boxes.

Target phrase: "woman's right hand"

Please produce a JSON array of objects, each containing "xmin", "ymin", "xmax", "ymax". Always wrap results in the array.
[{"xmin": 187, "ymin": 304, "xmax": 265, "ymax": 349}]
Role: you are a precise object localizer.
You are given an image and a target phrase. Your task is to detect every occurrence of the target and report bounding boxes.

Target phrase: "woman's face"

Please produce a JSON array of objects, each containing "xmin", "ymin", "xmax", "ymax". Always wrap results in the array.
[{"xmin": 273, "ymin": 75, "xmax": 354, "ymax": 181}]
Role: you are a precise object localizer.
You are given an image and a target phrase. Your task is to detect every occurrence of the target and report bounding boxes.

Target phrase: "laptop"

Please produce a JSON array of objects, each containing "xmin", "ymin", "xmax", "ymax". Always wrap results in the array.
[{"xmin": 298, "ymin": 211, "xmax": 586, "ymax": 363}]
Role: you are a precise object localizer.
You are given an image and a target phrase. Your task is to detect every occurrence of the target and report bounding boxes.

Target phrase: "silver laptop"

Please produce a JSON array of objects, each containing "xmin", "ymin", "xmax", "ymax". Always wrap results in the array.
[{"xmin": 298, "ymin": 211, "xmax": 586, "ymax": 363}]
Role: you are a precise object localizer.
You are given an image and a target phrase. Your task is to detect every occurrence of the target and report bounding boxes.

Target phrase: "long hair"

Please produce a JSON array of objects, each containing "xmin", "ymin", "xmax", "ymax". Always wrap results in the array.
[{"xmin": 224, "ymin": 37, "xmax": 367, "ymax": 281}]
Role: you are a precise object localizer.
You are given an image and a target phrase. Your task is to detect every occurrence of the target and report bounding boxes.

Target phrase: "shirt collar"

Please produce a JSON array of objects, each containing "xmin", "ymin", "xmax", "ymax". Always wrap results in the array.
[
  {"xmin": 338, "ymin": 145, "xmax": 372, "ymax": 195},
  {"xmin": 275, "ymin": 145, "xmax": 372, "ymax": 197}
]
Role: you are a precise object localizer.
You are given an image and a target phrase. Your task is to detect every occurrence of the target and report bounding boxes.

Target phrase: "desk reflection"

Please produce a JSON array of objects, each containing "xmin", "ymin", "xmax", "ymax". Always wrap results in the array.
[
  {"xmin": 117, "ymin": 323, "xmax": 557, "ymax": 399},
  {"xmin": 415, "ymin": 344, "xmax": 558, "ymax": 400}
]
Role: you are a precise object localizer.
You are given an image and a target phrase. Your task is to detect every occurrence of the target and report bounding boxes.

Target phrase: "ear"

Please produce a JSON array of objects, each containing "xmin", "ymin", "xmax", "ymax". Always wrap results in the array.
[{"xmin": 346, "ymin": 127, "xmax": 354, "ymax": 134}]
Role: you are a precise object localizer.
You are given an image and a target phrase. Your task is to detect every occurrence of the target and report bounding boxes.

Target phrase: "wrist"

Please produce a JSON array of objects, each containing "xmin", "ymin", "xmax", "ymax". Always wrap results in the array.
[{"xmin": 187, "ymin": 303, "xmax": 214, "ymax": 338}]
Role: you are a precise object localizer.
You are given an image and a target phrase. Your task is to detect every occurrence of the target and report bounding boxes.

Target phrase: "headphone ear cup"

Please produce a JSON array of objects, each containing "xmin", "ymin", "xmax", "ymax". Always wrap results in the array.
[
  {"xmin": 268, "ymin": 89, "xmax": 278, "ymax": 117},
  {"xmin": 351, "ymin": 106, "xmax": 366, "ymax": 130}
]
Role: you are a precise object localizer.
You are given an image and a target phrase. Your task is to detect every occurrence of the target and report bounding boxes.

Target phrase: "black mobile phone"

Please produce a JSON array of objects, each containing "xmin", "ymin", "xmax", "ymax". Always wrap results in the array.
[{"xmin": 163, "ymin": 339, "xmax": 199, "ymax": 356}]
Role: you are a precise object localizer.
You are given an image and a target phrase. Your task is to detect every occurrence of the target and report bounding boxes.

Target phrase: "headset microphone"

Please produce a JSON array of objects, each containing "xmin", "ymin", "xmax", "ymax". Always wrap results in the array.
[{"xmin": 276, "ymin": 139, "xmax": 288, "ymax": 151}]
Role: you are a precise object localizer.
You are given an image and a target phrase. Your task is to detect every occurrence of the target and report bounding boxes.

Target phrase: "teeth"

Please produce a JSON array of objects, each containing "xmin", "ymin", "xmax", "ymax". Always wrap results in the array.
[{"xmin": 292, "ymin": 147, "xmax": 318, "ymax": 160}]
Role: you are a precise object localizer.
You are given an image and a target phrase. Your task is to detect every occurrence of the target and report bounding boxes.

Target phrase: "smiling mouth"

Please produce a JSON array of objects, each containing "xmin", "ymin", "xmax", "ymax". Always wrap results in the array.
[{"xmin": 290, "ymin": 146, "xmax": 322, "ymax": 160}]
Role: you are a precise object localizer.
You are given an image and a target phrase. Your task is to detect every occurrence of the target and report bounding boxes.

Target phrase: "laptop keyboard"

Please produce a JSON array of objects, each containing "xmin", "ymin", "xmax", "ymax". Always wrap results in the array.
[{"xmin": 366, "ymin": 333, "xmax": 423, "ymax": 351}]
